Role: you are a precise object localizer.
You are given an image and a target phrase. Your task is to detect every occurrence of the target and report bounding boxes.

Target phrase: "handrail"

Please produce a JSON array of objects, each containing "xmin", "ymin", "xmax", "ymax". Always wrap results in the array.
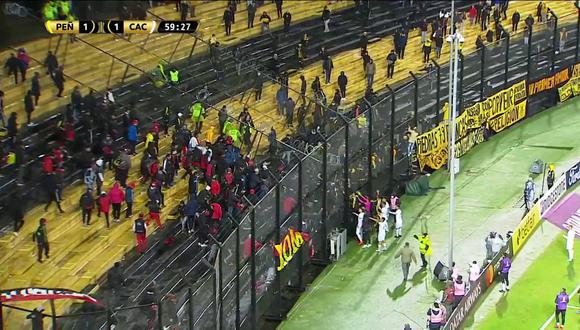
[{"xmin": 72, "ymin": 26, "xmax": 306, "ymax": 157}]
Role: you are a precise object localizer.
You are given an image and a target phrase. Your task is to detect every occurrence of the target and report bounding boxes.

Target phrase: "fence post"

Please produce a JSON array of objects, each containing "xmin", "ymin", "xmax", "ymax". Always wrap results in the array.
[
  {"xmin": 213, "ymin": 269, "xmax": 218, "ymax": 330},
  {"xmin": 233, "ymin": 216, "xmax": 241, "ymax": 330},
  {"xmin": 367, "ymin": 101, "xmax": 373, "ymax": 195},
  {"xmin": 274, "ymin": 183, "xmax": 283, "ymax": 310},
  {"xmin": 321, "ymin": 142, "xmax": 328, "ymax": 261},
  {"xmin": 157, "ymin": 299, "xmax": 163, "ymax": 330},
  {"xmin": 432, "ymin": 60, "xmax": 441, "ymax": 120},
  {"xmin": 343, "ymin": 120, "xmax": 350, "ymax": 229},
  {"xmin": 106, "ymin": 57, "xmax": 115, "ymax": 88},
  {"xmin": 250, "ymin": 208, "xmax": 256, "ymax": 330},
  {"xmin": 503, "ymin": 27, "xmax": 510, "ymax": 87},
  {"xmin": 296, "ymin": 159, "xmax": 305, "ymax": 289},
  {"xmin": 551, "ymin": 10, "xmax": 559, "ymax": 72},
  {"xmin": 169, "ymin": 34, "xmax": 186, "ymax": 63},
  {"xmin": 527, "ymin": 25, "xmax": 534, "ymax": 81},
  {"xmin": 106, "ymin": 309, "xmax": 112, "ymax": 330},
  {"xmin": 386, "ymin": 85, "xmax": 395, "ymax": 190},
  {"xmin": 459, "ymin": 53, "xmax": 464, "ymax": 113},
  {"xmin": 49, "ymin": 299, "xmax": 57, "ymax": 330},
  {"xmin": 480, "ymin": 44, "xmax": 486, "ymax": 101},
  {"xmin": 576, "ymin": 6, "xmax": 580, "ymax": 62},
  {"xmin": 409, "ymin": 72, "xmax": 418, "ymax": 127},
  {"xmin": 188, "ymin": 288, "xmax": 194, "ymax": 330},
  {"xmin": 190, "ymin": 36, "xmax": 199, "ymax": 59}
]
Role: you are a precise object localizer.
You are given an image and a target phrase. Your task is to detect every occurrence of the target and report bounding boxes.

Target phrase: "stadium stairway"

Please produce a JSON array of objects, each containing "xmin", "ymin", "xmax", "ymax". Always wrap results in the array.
[
  {"xmin": 1, "ymin": 1, "xmax": 578, "ymax": 328},
  {"xmin": 0, "ymin": 1, "xmax": 352, "ymax": 130}
]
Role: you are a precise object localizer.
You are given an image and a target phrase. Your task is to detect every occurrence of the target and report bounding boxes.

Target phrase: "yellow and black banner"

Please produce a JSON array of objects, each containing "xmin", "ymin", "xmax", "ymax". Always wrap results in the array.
[
  {"xmin": 487, "ymin": 100, "xmax": 527, "ymax": 133},
  {"xmin": 417, "ymin": 80, "xmax": 527, "ymax": 170},
  {"xmin": 455, "ymin": 127, "xmax": 485, "ymax": 158},
  {"xmin": 558, "ymin": 63, "xmax": 580, "ymax": 102},
  {"xmin": 528, "ymin": 68, "xmax": 570, "ymax": 97}
]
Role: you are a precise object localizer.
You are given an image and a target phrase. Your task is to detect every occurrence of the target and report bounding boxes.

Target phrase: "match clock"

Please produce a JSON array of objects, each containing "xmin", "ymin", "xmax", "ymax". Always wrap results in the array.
[{"xmin": 157, "ymin": 21, "xmax": 198, "ymax": 33}]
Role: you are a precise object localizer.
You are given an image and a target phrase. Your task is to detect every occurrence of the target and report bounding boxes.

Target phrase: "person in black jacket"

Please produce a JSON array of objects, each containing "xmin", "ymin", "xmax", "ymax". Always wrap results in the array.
[
  {"xmin": 322, "ymin": 56, "xmax": 333, "ymax": 84},
  {"xmin": 44, "ymin": 172, "xmax": 65, "ymax": 213},
  {"xmin": 107, "ymin": 261, "xmax": 125, "ymax": 299},
  {"xmin": 299, "ymin": 75, "xmax": 307, "ymax": 104},
  {"xmin": 386, "ymin": 50, "xmax": 397, "ymax": 79},
  {"xmin": 476, "ymin": 35, "xmax": 484, "ymax": 50},
  {"xmin": 24, "ymin": 90, "xmax": 34, "ymax": 125},
  {"xmin": 247, "ymin": 2, "xmax": 256, "ymax": 28},
  {"xmin": 32, "ymin": 218, "xmax": 49, "ymax": 262},
  {"xmin": 6, "ymin": 112, "xmax": 17, "ymax": 145},
  {"xmin": 4, "ymin": 53, "xmax": 21, "ymax": 84},
  {"xmin": 283, "ymin": 10, "xmax": 291, "ymax": 33},
  {"xmin": 337, "ymin": 71, "xmax": 348, "ymax": 97},
  {"xmin": 254, "ymin": 72, "xmax": 263, "ymax": 101},
  {"xmin": 486, "ymin": 29, "xmax": 494, "ymax": 43},
  {"xmin": 7, "ymin": 190, "xmax": 24, "ymax": 233},
  {"xmin": 360, "ymin": 32, "xmax": 368, "ymax": 50},
  {"xmin": 52, "ymin": 65, "xmax": 65, "ymax": 97},
  {"xmin": 31, "ymin": 72, "xmax": 41, "ymax": 106},
  {"xmin": 223, "ymin": 7, "xmax": 233, "ymax": 36},
  {"xmin": 44, "ymin": 51, "xmax": 58, "ymax": 77},
  {"xmin": 80, "ymin": 188, "xmax": 94, "ymax": 226},
  {"xmin": 512, "ymin": 10, "xmax": 520, "ymax": 32},
  {"xmin": 275, "ymin": 0, "xmax": 283, "ymax": 19}
]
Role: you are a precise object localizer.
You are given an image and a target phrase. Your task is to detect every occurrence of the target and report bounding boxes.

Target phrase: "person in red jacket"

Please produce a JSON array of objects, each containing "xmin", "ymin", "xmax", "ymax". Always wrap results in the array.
[
  {"xmin": 42, "ymin": 155, "xmax": 54, "ymax": 174},
  {"xmin": 98, "ymin": 192, "xmax": 111, "ymax": 228},
  {"xmin": 109, "ymin": 182, "xmax": 125, "ymax": 222},
  {"xmin": 211, "ymin": 202, "xmax": 222, "ymax": 222},
  {"xmin": 210, "ymin": 176, "xmax": 221, "ymax": 196},
  {"xmin": 224, "ymin": 168, "xmax": 234, "ymax": 186},
  {"xmin": 52, "ymin": 147, "xmax": 64, "ymax": 169}
]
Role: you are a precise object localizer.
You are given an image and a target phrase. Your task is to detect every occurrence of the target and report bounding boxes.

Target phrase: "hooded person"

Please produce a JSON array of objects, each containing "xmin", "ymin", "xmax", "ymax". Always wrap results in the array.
[
  {"xmin": 98, "ymin": 192, "xmax": 111, "ymax": 228},
  {"xmin": 95, "ymin": 159, "xmax": 105, "ymax": 195}
]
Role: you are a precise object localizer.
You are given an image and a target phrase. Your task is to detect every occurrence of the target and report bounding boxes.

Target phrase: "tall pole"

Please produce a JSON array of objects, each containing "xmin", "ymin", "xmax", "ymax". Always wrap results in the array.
[{"xmin": 447, "ymin": 0, "xmax": 457, "ymax": 272}]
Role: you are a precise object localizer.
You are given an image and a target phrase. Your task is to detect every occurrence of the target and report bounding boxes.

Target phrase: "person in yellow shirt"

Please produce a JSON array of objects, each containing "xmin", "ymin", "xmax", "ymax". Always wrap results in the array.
[
  {"xmin": 406, "ymin": 126, "xmax": 419, "ymax": 156},
  {"xmin": 414, "ymin": 232, "xmax": 432, "ymax": 268}
]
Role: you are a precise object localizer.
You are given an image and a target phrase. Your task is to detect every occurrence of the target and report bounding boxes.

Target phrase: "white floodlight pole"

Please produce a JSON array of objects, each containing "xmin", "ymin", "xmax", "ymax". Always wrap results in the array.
[{"xmin": 447, "ymin": 0, "xmax": 457, "ymax": 272}]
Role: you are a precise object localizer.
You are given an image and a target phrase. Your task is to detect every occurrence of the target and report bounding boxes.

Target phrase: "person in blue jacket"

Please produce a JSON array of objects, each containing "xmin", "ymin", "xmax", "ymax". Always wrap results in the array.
[{"xmin": 127, "ymin": 120, "xmax": 138, "ymax": 155}]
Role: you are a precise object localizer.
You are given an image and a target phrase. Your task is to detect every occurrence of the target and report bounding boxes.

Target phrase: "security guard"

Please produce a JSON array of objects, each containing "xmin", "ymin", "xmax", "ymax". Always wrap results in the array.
[
  {"xmin": 547, "ymin": 164, "xmax": 555, "ymax": 189},
  {"xmin": 157, "ymin": 62, "xmax": 168, "ymax": 82},
  {"xmin": 42, "ymin": 1, "xmax": 58, "ymax": 20},
  {"xmin": 422, "ymin": 38, "xmax": 432, "ymax": 63},
  {"xmin": 169, "ymin": 68, "xmax": 179, "ymax": 85},
  {"xmin": 427, "ymin": 302, "xmax": 445, "ymax": 329},
  {"xmin": 190, "ymin": 101, "xmax": 206, "ymax": 132},
  {"xmin": 414, "ymin": 232, "xmax": 432, "ymax": 268}
]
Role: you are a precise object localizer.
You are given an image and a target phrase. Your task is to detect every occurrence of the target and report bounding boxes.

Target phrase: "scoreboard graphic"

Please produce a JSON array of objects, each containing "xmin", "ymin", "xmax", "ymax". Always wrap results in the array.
[{"xmin": 44, "ymin": 20, "xmax": 198, "ymax": 34}]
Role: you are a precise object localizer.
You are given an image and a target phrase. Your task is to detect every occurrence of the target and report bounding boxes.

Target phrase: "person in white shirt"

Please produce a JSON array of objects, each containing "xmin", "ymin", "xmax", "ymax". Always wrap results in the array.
[
  {"xmin": 354, "ymin": 207, "xmax": 365, "ymax": 245},
  {"xmin": 394, "ymin": 209, "xmax": 403, "ymax": 238}
]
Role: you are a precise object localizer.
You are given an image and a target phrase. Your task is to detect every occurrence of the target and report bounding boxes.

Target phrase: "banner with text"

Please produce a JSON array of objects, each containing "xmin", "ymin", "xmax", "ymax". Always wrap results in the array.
[{"xmin": 417, "ymin": 80, "xmax": 527, "ymax": 170}]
